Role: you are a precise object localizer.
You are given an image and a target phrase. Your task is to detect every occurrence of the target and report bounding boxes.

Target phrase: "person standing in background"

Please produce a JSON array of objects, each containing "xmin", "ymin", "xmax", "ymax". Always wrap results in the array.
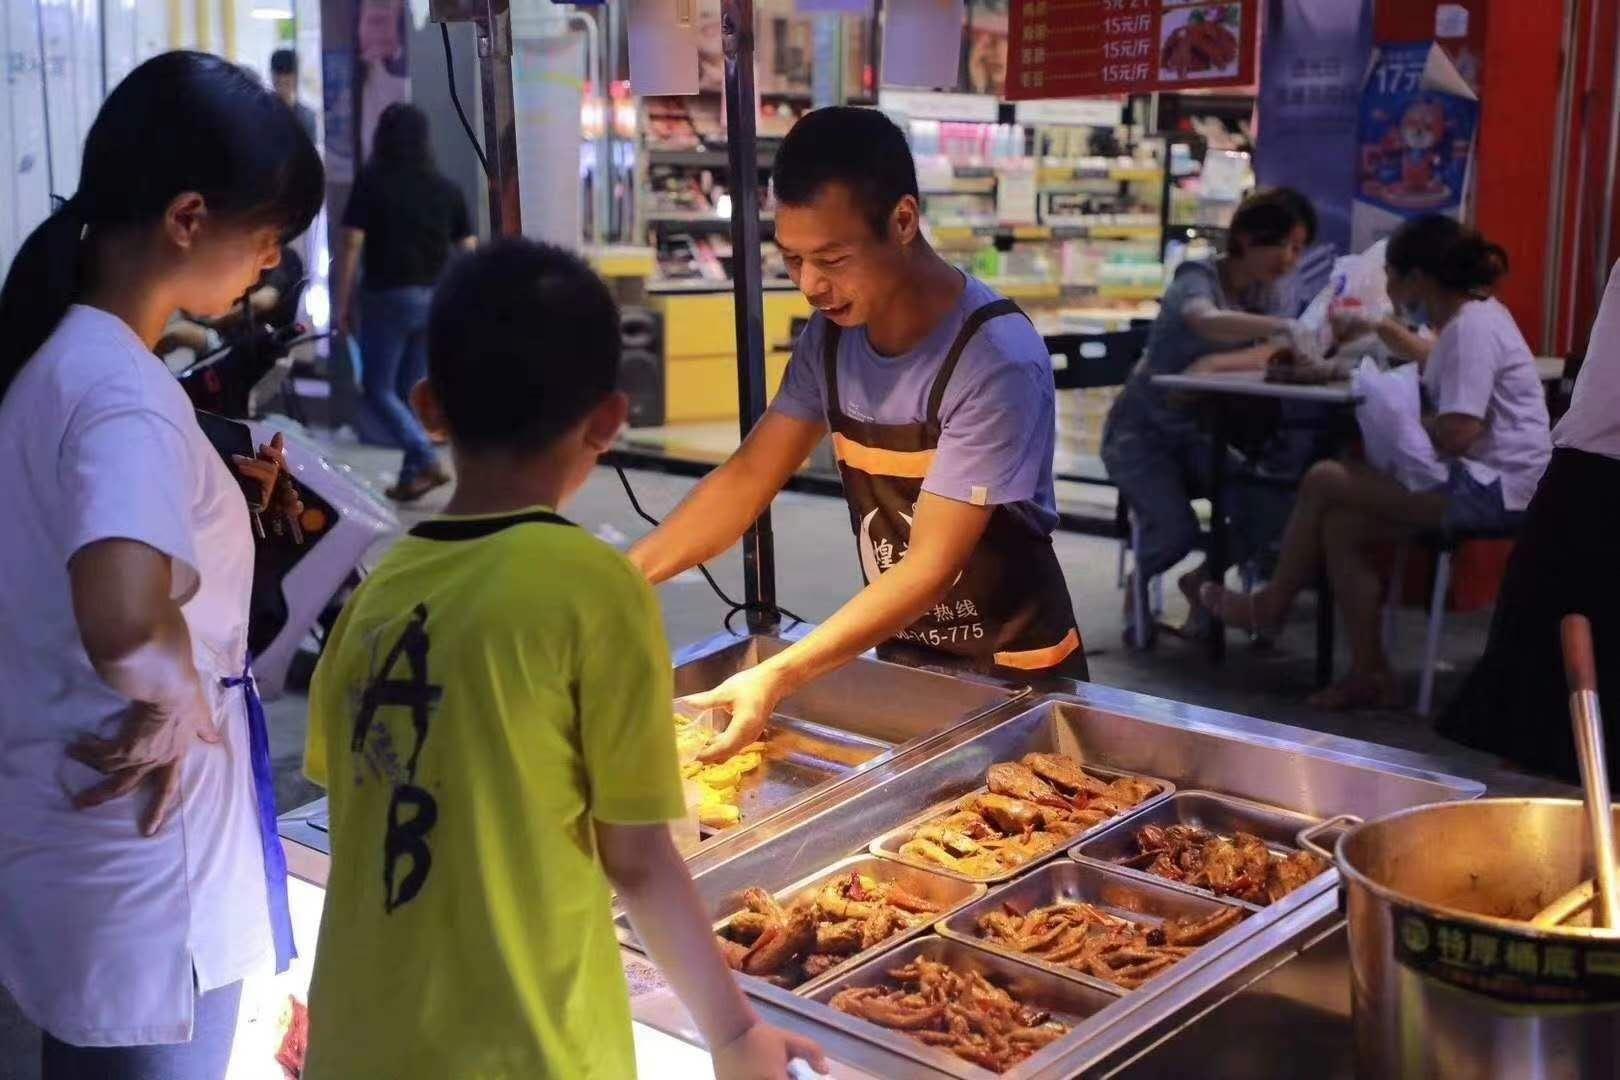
[
  {"xmin": 1439, "ymin": 262, "xmax": 1620, "ymax": 779},
  {"xmin": 270, "ymin": 49, "xmax": 317, "ymax": 147},
  {"xmin": 334, "ymin": 102, "xmax": 475, "ymax": 502}
]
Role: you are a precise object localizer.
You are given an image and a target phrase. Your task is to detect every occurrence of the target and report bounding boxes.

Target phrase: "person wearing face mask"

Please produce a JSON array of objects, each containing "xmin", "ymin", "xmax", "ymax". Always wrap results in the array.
[
  {"xmin": 0, "ymin": 51, "xmax": 322, "ymax": 1078},
  {"xmin": 630, "ymin": 107, "xmax": 1085, "ymax": 761},
  {"xmin": 1099, "ymin": 188, "xmax": 1319, "ymax": 640},
  {"xmin": 1202, "ymin": 215, "xmax": 1552, "ymax": 709}
]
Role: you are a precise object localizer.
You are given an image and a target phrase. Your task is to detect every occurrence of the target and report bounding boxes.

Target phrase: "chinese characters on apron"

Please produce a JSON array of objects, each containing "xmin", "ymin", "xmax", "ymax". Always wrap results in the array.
[{"xmin": 823, "ymin": 299, "xmax": 1088, "ymax": 679}]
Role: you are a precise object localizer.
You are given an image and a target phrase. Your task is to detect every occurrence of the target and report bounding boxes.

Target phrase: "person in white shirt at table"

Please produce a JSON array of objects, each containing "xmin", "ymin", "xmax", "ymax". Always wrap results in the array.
[
  {"xmin": 1202, "ymin": 215, "xmax": 1552, "ymax": 710},
  {"xmin": 0, "ymin": 51, "xmax": 320, "ymax": 1080}
]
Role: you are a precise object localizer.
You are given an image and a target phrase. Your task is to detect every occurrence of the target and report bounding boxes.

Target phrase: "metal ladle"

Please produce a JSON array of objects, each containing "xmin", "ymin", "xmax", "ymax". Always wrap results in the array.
[{"xmin": 1559, "ymin": 614, "xmax": 1620, "ymax": 929}]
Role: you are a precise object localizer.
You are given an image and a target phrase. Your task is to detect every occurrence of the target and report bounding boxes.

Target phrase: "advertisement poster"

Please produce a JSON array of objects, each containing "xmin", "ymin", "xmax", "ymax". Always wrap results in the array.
[
  {"xmin": 1351, "ymin": 42, "xmax": 1478, "ymax": 250},
  {"xmin": 1254, "ymin": 0, "xmax": 1373, "ymax": 256},
  {"xmin": 1005, "ymin": 0, "xmax": 1257, "ymax": 101}
]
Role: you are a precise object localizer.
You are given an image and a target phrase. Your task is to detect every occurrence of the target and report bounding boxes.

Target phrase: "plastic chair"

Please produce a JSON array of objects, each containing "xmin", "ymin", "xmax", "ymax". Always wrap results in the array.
[{"xmin": 1384, "ymin": 525, "xmax": 1521, "ymax": 716}]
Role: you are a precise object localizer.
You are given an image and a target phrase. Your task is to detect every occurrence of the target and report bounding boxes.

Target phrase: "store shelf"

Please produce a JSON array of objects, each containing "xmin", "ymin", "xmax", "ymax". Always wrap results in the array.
[
  {"xmin": 1096, "ymin": 283, "xmax": 1165, "ymax": 301},
  {"xmin": 648, "ymin": 278, "xmax": 801, "ymax": 294},
  {"xmin": 982, "ymin": 278, "xmax": 1063, "ymax": 301},
  {"xmin": 920, "ymin": 177, "xmax": 999, "ymax": 195},
  {"xmin": 646, "ymin": 210, "xmax": 775, "ymax": 225},
  {"xmin": 647, "ymin": 148, "xmax": 777, "ymax": 169},
  {"xmin": 930, "ymin": 222, "xmax": 1161, "ymax": 246},
  {"xmin": 1037, "ymin": 165, "xmax": 1164, "ymax": 186}
]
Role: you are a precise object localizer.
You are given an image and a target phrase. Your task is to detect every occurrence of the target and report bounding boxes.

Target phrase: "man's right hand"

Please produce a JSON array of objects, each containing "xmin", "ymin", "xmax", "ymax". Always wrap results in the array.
[
  {"xmin": 680, "ymin": 665, "xmax": 793, "ymax": 763},
  {"xmin": 711, "ymin": 1021, "xmax": 828, "ymax": 1080},
  {"xmin": 68, "ymin": 684, "xmax": 219, "ymax": 836}
]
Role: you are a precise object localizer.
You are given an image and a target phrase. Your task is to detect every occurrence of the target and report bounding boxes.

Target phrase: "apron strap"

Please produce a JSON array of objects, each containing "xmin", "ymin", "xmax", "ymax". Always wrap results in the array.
[
  {"xmin": 222, "ymin": 668, "xmax": 297, "ymax": 974},
  {"xmin": 925, "ymin": 298, "xmax": 1028, "ymax": 430},
  {"xmin": 822, "ymin": 318, "xmax": 846, "ymax": 422}
]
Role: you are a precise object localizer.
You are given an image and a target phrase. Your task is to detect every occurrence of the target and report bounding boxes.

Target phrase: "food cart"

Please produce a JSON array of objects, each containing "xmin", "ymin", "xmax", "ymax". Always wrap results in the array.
[{"xmin": 270, "ymin": 625, "xmax": 1573, "ymax": 1078}]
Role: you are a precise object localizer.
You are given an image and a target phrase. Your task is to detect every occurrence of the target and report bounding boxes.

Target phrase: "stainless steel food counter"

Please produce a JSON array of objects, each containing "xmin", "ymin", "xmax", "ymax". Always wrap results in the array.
[{"xmin": 278, "ymin": 630, "xmax": 1572, "ymax": 1078}]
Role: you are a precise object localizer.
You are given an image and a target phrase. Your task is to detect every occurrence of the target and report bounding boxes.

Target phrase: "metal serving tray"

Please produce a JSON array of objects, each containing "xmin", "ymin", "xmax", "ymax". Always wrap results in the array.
[
  {"xmin": 618, "ymin": 854, "xmax": 984, "ymax": 994},
  {"xmin": 672, "ymin": 633, "xmax": 1025, "ymax": 844},
  {"xmin": 936, "ymin": 860, "xmax": 1249, "ymax": 996},
  {"xmin": 803, "ymin": 935, "xmax": 1121, "ymax": 1079},
  {"xmin": 1072, "ymin": 791, "xmax": 1329, "ymax": 910},
  {"xmin": 868, "ymin": 763, "xmax": 1173, "ymax": 883}
]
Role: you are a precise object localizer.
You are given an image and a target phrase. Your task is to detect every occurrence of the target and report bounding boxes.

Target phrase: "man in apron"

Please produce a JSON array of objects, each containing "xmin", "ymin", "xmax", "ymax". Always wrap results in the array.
[{"xmin": 629, "ymin": 107, "xmax": 1084, "ymax": 759}]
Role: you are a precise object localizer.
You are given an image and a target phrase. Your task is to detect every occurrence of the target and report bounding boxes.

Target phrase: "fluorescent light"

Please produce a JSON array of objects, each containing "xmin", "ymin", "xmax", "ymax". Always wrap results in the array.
[{"xmin": 250, "ymin": 5, "xmax": 293, "ymax": 18}]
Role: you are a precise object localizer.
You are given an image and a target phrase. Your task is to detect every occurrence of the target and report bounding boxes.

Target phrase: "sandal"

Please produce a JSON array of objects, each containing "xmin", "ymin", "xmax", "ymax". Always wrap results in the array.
[
  {"xmin": 385, "ymin": 466, "xmax": 451, "ymax": 504},
  {"xmin": 1197, "ymin": 583, "xmax": 1279, "ymax": 635},
  {"xmin": 1306, "ymin": 671, "xmax": 1403, "ymax": 712}
]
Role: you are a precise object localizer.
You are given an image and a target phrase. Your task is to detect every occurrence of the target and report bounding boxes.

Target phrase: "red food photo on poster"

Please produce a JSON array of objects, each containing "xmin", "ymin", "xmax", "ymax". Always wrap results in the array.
[{"xmin": 1160, "ymin": 4, "xmax": 1243, "ymax": 82}]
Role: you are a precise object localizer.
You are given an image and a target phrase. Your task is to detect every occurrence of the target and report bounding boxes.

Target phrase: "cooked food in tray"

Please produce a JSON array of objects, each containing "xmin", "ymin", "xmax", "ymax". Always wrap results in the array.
[
  {"xmin": 830, "ymin": 957, "xmax": 1070, "ymax": 1073},
  {"xmin": 674, "ymin": 711, "xmax": 765, "ymax": 830},
  {"xmin": 717, "ymin": 872, "xmax": 942, "ymax": 988},
  {"xmin": 1118, "ymin": 823, "xmax": 1328, "ymax": 906},
  {"xmin": 898, "ymin": 755, "xmax": 1160, "ymax": 878},
  {"xmin": 973, "ymin": 899, "xmax": 1243, "ymax": 989}
]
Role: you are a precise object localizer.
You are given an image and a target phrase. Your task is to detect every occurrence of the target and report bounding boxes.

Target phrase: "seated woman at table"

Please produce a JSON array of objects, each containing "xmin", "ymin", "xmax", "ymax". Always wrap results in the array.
[
  {"xmin": 1100, "ymin": 187, "xmax": 1318, "ymax": 638},
  {"xmin": 1201, "ymin": 215, "xmax": 1552, "ymax": 709}
]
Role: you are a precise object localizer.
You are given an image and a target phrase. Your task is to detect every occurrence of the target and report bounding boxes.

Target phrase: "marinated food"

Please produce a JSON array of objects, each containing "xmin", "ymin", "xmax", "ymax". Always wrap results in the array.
[
  {"xmin": 974, "ymin": 899, "xmax": 1243, "ymax": 989},
  {"xmin": 717, "ymin": 872, "xmax": 942, "ymax": 988},
  {"xmin": 830, "ymin": 957, "xmax": 1070, "ymax": 1072},
  {"xmin": 1119, "ymin": 823, "xmax": 1328, "ymax": 905},
  {"xmin": 675, "ymin": 711, "xmax": 766, "ymax": 829},
  {"xmin": 897, "ymin": 755, "xmax": 1159, "ymax": 878}
]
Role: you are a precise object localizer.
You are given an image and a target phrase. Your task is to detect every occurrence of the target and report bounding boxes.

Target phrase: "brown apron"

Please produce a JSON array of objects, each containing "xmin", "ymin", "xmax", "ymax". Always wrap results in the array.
[{"xmin": 823, "ymin": 298, "xmax": 1088, "ymax": 679}]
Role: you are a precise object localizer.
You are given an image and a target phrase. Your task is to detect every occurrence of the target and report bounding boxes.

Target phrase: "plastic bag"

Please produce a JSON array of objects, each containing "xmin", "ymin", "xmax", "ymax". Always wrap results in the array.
[
  {"xmin": 1352, "ymin": 357, "xmax": 1447, "ymax": 491},
  {"xmin": 1297, "ymin": 238, "xmax": 1392, "ymax": 355}
]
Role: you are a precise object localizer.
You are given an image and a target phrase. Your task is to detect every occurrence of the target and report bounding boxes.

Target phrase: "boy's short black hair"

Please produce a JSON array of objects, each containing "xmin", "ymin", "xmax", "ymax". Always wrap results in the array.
[
  {"xmin": 772, "ymin": 106, "xmax": 919, "ymax": 237},
  {"xmin": 427, "ymin": 240, "xmax": 620, "ymax": 456},
  {"xmin": 270, "ymin": 48, "xmax": 297, "ymax": 77}
]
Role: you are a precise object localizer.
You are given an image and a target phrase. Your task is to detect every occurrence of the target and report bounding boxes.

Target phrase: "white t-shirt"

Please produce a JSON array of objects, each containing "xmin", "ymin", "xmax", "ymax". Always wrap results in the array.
[
  {"xmin": 1422, "ymin": 298, "xmax": 1552, "ymax": 511},
  {"xmin": 0, "ymin": 306, "xmax": 273, "ymax": 1045},
  {"xmin": 1554, "ymin": 260, "xmax": 1620, "ymax": 460}
]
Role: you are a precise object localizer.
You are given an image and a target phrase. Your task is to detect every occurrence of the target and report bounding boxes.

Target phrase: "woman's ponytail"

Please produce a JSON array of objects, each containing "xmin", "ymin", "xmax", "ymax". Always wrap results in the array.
[
  {"xmin": 1386, "ymin": 214, "xmax": 1508, "ymax": 297},
  {"xmin": 0, "ymin": 200, "xmax": 92, "ymax": 397}
]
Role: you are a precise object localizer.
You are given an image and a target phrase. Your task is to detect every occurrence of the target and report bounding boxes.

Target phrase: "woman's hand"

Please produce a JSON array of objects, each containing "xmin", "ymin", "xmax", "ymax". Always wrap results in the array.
[
  {"xmin": 1330, "ymin": 307, "xmax": 1377, "ymax": 343},
  {"xmin": 711, "ymin": 1021, "xmax": 828, "ymax": 1080},
  {"xmin": 232, "ymin": 432, "xmax": 303, "ymax": 521},
  {"xmin": 68, "ymin": 685, "xmax": 220, "ymax": 835}
]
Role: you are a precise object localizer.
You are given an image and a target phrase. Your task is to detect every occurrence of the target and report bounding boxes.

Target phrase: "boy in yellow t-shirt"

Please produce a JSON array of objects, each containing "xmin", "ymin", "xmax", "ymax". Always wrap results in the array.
[{"xmin": 301, "ymin": 240, "xmax": 825, "ymax": 1079}]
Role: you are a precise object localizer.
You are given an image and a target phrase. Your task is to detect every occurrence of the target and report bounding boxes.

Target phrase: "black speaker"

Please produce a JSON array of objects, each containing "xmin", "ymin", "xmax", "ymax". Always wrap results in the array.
[{"xmin": 620, "ymin": 306, "xmax": 665, "ymax": 428}]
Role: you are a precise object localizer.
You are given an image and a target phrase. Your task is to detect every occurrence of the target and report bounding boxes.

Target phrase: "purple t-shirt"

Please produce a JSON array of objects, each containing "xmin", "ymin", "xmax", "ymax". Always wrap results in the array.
[{"xmin": 770, "ymin": 274, "xmax": 1058, "ymax": 536}]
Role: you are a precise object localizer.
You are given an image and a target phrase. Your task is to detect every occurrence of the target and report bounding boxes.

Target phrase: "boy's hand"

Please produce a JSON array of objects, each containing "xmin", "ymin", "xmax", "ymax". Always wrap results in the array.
[
  {"xmin": 680, "ymin": 666, "xmax": 790, "ymax": 763},
  {"xmin": 712, "ymin": 1022, "xmax": 828, "ymax": 1080}
]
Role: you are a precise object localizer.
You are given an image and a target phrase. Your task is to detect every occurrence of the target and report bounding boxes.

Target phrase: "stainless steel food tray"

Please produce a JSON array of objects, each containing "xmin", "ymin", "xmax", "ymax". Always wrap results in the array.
[
  {"xmin": 617, "ymin": 854, "xmax": 984, "ymax": 994},
  {"xmin": 936, "ymin": 859, "xmax": 1250, "ymax": 996},
  {"xmin": 1072, "ymin": 790, "xmax": 1330, "ymax": 910},
  {"xmin": 803, "ymin": 934, "xmax": 1121, "ymax": 1079},
  {"xmin": 868, "ymin": 763, "xmax": 1173, "ymax": 883},
  {"xmin": 673, "ymin": 632, "xmax": 1026, "ymax": 845}
]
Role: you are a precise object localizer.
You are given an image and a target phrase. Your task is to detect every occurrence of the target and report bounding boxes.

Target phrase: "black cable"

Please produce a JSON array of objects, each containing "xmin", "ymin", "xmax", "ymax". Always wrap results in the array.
[
  {"xmin": 441, "ymin": 23, "xmax": 491, "ymax": 181},
  {"xmin": 614, "ymin": 465, "xmax": 803, "ymax": 630}
]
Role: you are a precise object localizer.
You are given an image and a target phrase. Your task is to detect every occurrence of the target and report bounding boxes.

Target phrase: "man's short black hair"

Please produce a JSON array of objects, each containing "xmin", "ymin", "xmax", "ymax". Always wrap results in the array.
[
  {"xmin": 270, "ymin": 48, "xmax": 297, "ymax": 77},
  {"xmin": 427, "ymin": 240, "xmax": 620, "ymax": 456},
  {"xmin": 772, "ymin": 106, "xmax": 919, "ymax": 237},
  {"xmin": 1228, "ymin": 187, "xmax": 1317, "ymax": 254}
]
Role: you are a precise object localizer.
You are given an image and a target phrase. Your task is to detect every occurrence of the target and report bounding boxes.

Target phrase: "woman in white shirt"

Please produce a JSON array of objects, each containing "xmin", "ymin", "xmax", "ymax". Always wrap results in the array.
[
  {"xmin": 0, "ymin": 52, "xmax": 321, "ymax": 1078},
  {"xmin": 1201, "ymin": 215, "xmax": 1552, "ymax": 709}
]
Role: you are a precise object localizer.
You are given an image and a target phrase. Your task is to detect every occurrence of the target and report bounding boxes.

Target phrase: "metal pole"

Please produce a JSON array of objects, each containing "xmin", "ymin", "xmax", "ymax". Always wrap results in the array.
[
  {"xmin": 1598, "ymin": 1, "xmax": 1620, "ymax": 293},
  {"xmin": 1543, "ymin": 0, "xmax": 1578, "ymax": 353},
  {"xmin": 722, "ymin": 0, "xmax": 777, "ymax": 631},
  {"xmin": 475, "ymin": 0, "xmax": 522, "ymax": 237}
]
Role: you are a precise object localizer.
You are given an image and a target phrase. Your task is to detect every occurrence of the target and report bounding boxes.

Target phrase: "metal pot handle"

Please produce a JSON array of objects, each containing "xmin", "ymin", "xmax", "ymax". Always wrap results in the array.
[{"xmin": 1297, "ymin": 813, "xmax": 1362, "ymax": 861}]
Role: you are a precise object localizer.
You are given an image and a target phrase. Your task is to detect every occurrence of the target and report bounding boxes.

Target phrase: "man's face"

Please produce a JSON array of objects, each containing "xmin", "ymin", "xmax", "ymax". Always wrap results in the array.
[
  {"xmin": 775, "ymin": 182, "xmax": 911, "ymax": 329},
  {"xmin": 273, "ymin": 72, "xmax": 297, "ymax": 106}
]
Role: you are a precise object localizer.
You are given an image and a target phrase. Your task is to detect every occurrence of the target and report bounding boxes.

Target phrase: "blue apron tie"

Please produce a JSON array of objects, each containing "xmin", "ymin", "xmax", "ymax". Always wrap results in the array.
[{"xmin": 222, "ymin": 667, "xmax": 296, "ymax": 973}]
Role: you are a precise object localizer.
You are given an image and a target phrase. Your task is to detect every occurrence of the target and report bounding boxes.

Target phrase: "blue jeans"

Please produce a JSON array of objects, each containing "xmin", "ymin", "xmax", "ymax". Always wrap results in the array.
[
  {"xmin": 359, "ymin": 286, "xmax": 439, "ymax": 483},
  {"xmin": 41, "ymin": 981, "xmax": 243, "ymax": 1080}
]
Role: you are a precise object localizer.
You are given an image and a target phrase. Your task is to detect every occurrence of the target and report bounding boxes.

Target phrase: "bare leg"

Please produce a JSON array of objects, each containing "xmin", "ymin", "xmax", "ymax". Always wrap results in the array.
[{"xmin": 1206, "ymin": 460, "xmax": 1447, "ymax": 630}]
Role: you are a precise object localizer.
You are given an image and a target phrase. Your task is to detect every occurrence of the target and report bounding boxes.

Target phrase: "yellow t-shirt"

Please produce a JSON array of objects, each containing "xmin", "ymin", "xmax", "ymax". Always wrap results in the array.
[{"xmin": 302, "ymin": 507, "xmax": 684, "ymax": 1080}]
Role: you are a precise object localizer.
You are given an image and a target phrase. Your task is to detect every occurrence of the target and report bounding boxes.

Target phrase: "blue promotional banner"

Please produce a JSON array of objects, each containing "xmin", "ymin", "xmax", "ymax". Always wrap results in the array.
[
  {"xmin": 1254, "ymin": 0, "xmax": 1374, "ymax": 257},
  {"xmin": 1351, "ymin": 41, "xmax": 1479, "ymax": 250}
]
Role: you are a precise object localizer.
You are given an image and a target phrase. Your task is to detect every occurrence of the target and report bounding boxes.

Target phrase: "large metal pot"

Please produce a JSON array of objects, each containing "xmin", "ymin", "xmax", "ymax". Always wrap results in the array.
[{"xmin": 1301, "ymin": 798, "xmax": 1620, "ymax": 1080}]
